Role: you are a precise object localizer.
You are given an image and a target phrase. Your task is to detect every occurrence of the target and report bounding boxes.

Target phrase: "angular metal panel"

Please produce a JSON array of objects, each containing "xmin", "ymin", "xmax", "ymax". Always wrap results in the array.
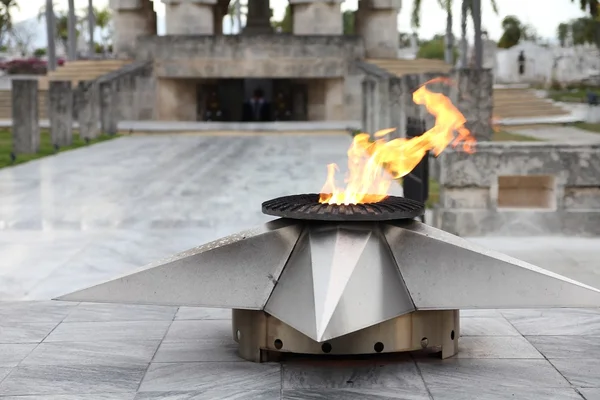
[
  {"xmin": 383, "ymin": 220, "xmax": 600, "ymax": 309},
  {"xmin": 57, "ymin": 219, "xmax": 303, "ymax": 309},
  {"xmin": 265, "ymin": 223, "xmax": 415, "ymax": 342}
]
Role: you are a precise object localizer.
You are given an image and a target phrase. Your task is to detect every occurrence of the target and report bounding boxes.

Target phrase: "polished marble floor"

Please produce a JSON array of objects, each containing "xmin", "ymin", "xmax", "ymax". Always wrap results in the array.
[{"xmin": 1, "ymin": 134, "xmax": 599, "ymax": 398}]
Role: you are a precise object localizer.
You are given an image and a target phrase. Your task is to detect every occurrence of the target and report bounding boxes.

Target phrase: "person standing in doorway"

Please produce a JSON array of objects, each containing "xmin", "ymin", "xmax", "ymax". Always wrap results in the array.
[
  {"xmin": 518, "ymin": 51, "xmax": 526, "ymax": 76},
  {"xmin": 243, "ymin": 88, "xmax": 272, "ymax": 122}
]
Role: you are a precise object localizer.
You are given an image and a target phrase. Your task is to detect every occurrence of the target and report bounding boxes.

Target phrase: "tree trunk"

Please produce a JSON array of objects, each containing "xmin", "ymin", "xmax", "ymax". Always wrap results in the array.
[
  {"xmin": 88, "ymin": 0, "xmax": 95, "ymax": 56},
  {"xmin": 444, "ymin": 5, "xmax": 454, "ymax": 64},
  {"xmin": 45, "ymin": 0, "xmax": 57, "ymax": 71},
  {"xmin": 459, "ymin": 0, "xmax": 468, "ymax": 67},
  {"xmin": 472, "ymin": 0, "xmax": 482, "ymax": 68}
]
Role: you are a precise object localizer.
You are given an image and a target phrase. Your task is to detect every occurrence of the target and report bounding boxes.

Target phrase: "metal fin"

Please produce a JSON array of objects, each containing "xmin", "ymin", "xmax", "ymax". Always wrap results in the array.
[
  {"xmin": 384, "ymin": 220, "xmax": 600, "ymax": 309},
  {"xmin": 56, "ymin": 219, "xmax": 302, "ymax": 309},
  {"xmin": 265, "ymin": 224, "xmax": 415, "ymax": 342}
]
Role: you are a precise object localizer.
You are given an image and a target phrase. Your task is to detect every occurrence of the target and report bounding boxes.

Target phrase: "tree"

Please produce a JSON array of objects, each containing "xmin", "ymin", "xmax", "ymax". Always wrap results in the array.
[
  {"xmin": 0, "ymin": 0, "xmax": 19, "ymax": 48},
  {"xmin": 571, "ymin": 0, "xmax": 600, "ymax": 47},
  {"xmin": 497, "ymin": 15, "xmax": 537, "ymax": 48},
  {"xmin": 93, "ymin": 5, "xmax": 111, "ymax": 47},
  {"xmin": 557, "ymin": 22, "xmax": 569, "ymax": 46},
  {"xmin": 411, "ymin": 0, "xmax": 498, "ymax": 66},
  {"xmin": 10, "ymin": 22, "xmax": 36, "ymax": 56},
  {"xmin": 343, "ymin": 10, "xmax": 355, "ymax": 34},
  {"xmin": 271, "ymin": 3, "xmax": 291, "ymax": 32},
  {"xmin": 38, "ymin": 3, "xmax": 80, "ymax": 55}
]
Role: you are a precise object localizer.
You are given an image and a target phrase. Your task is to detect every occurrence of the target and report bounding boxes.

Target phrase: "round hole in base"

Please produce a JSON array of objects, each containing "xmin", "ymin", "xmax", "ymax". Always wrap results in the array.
[
  {"xmin": 374, "ymin": 342, "xmax": 384, "ymax": 353},
  {"xmin": 321, "ymin": 342, "xmax": 332, "ymax": 353},
  {"xmin": 420, "ymin": 337, "xmax": 429, "ymax": 348},
  {"xmin": 450, "ymin": 330, "xmax": 455, "ymax": 340},
  {"xmin": 236, "ymin": 329, "xmax": 241, "ymax": 341},
  {"xmin": 274, "ymin": 339, "xmax": 283, "ymax": 350}
]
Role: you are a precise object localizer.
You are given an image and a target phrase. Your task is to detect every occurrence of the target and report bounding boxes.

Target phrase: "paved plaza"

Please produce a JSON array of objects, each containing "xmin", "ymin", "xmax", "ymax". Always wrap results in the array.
[{"xmin": 0, "ymin": 134, "xmax": 600, "ymax": 399}]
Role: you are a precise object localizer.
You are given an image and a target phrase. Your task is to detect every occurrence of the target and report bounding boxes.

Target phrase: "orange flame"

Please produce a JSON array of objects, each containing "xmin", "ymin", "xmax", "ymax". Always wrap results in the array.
[{"xmin": 319, "ymin": 79, "xmax": 476, "ymax": 205}]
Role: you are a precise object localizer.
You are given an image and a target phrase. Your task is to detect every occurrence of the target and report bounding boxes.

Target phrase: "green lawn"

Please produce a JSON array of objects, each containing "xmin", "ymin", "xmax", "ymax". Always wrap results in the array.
[
  {"xmin": 0, "ymin": 129, "xmax": 119, "ymax": 169},
  {"xmin": 492, "ymin": 130, "xmax": 539, "ymax": 141},
  {"xmin": 547, "ymin": 89, "xmax": 598, "ymax": 103},
  {"xmin": 571, "ymin": 122, "xmax": 600, "ymax": 134}
]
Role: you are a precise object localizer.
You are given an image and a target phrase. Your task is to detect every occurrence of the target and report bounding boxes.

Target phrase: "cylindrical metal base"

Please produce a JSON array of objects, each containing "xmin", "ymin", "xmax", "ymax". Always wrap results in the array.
[{"xmin": 232, "ymin": 309, "xmax": 460, "ymax": 363}]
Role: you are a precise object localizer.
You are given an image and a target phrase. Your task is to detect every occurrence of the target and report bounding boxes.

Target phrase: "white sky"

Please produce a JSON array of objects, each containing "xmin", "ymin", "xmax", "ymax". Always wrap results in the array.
[{"xmin": 15, "ymin": 0, "xmax": 589, "ymax": 41}]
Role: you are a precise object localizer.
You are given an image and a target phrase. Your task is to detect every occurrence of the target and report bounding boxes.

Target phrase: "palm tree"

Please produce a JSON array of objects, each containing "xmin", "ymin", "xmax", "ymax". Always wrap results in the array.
[
  {"xmin": 38, "ymin": 2, "xmax": 79, "ymax": 55},
  {"xmin": 412, "ymin": 0, "xmax": 453, "ymax": 63},
  {"xmin": 412, "ymin": 0, "xmax": 497, "ymax": 67},
  {"xmin": 0, "ymin": 0, "xmax": 19, "ymax": 48},
  {"xmin": 459, "ymin": 0, "xmax": 497, "ymax": 67},
  {"xmin": 571, "ymin": 0, "xmax": 600, "ymax": 47}
]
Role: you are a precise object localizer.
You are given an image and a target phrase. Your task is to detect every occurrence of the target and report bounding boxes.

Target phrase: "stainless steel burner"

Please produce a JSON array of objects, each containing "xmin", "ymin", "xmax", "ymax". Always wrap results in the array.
[{"xmin": 261, "ymin": 194, "xmax": 424, "ymax": 221}]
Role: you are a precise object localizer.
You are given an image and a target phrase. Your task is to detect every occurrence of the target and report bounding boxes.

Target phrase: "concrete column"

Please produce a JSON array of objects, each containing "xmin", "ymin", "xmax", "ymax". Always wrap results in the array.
[
  {"xmin": 243, "ymin": 0, "xmax": 272, "ymax": 34},
  {"xmin": 111, "ymin": 0, "xmax": 157, "ymax": 57},
  {"xmin": 450, "ymin": 68, "xmax": 494, "ymax": 141},
  {"xmin": 361, "ymin": 78, "xmax": 376, "ymax": 133},
  {"xmin": 49, "ymin": 81, "xmax": 74, "ymax": 147},
  {"xmin": 356, "ymin": 0, "xmax": 401, "ymax": 58},
  {"xmin": 78, "ymin": 81, "xmax": 100, "ymax": 140},
  {"xmin": 100, "ymin": 80, "xmax": 118, "ymax": 135},
  {"xmin": 11, "ymin": 80, "xmax": 40, "ymax": 154},
  {"xmin": 290, "ymin": 0, "xmax": 343, "ymax": 35},
  {"xmin": 163, "ymin": 0, "xmax": 216, "ymax": 35}
]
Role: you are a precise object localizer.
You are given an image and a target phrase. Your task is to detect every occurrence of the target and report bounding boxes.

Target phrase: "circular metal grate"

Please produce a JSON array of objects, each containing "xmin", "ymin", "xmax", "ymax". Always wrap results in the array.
[{"xmin": 262, "ymin": 194, "xmax": 425, "ymax": 222}]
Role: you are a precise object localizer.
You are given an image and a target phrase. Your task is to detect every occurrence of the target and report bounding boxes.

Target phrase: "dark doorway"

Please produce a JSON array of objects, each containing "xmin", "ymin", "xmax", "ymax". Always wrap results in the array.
[{"xmin": 198, "ymin": 79, "xmax": 307, "ymax": 122}]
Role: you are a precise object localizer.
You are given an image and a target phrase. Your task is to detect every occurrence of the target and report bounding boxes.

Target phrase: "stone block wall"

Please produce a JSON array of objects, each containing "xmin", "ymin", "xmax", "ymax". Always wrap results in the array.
[{"xmin": 432, "ymin": 142, "xmax": 600, "ymax": 236}]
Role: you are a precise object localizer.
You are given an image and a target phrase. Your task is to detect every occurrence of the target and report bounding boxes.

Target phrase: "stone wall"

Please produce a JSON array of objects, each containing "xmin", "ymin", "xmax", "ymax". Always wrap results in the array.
[
  {"xmin": 432, "ymin": 142, "xmax": 600, "ymax": 236},
  {"xmin": 135, "ymin": 35, "xmax": 364, "ymax": 79}
]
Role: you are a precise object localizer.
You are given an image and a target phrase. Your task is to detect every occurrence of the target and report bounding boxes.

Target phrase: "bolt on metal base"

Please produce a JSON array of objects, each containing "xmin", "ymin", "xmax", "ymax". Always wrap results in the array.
[{"xmin": 231, "ymin": 309, "xmax": 460, "ymax": 363}]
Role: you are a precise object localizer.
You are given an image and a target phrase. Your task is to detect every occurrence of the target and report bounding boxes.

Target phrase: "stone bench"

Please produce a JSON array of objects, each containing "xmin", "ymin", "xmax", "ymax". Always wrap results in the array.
[{"xmin": 431, "ymin": 142, "xmax": 600, "ymax": 236}]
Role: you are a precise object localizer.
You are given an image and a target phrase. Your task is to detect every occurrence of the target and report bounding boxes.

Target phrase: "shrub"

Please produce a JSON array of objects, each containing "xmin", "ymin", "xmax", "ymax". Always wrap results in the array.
[{"xmin": 5, "ymin": 58, "xmax": 47, "ymax": 75}]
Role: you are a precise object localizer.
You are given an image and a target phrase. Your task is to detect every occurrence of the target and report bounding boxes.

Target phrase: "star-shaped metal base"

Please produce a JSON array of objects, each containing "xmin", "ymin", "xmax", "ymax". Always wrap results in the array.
[{"xmin": 57, "ymin": 219, "xmax": 600, "ymax": 342}]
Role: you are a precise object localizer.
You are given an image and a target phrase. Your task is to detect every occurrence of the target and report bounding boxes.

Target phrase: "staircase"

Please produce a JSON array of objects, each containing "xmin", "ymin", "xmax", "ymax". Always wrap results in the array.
[
  {"xmin": 366, "ymin": 59, "xmax": 570, "ymax": 121},
  {"xmin": 492, "ymin": 88, "xmax": 569, "ymax": 119},
  {"xmin": 0, "ymin": 59, "xmax": 132, "ymax": 120}
]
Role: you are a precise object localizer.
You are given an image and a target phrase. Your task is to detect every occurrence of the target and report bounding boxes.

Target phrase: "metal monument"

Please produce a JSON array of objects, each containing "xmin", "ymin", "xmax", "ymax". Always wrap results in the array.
[
  {"xmin": 58, "ymin": 193, "xmax": 600, "ymax": 362},
  {"xmin": 57, "ymin": 81, "xmax": 600, "ymax": 362}
]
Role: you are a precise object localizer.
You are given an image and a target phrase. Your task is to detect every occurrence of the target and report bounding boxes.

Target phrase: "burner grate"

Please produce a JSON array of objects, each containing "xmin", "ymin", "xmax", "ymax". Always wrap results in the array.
[{"xmin": 261, "ymin": 193, "xmax": 425, "ymax": 222}]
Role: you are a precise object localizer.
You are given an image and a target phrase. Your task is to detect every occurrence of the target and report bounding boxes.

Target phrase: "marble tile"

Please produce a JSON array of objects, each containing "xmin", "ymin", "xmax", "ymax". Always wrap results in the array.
[
  {"xmin": 134, "ymin": 389, "xmax": 280, "ymax": 399},
  {"xmin": 502, "ymin": 309, "xmax": 600, "ymax": 336},
  {"xmin": 417, "ymin": 359, "xmax": 570, "ymax": 388},
  {"xmin": 153, "ymin": 340, "xmax": 241, "ymax": 362},
  {"xmin": 456, "ymin": 336, "xmax": 543, "ymax": 359},
  {"xmin": 460, "ymin": 317, "xmax": 521, "ymax": 336},
  {"xmin": 138, "ymin": 362, "xmax": 280, "ymax": 392},
  {"xmin": 550, "ymin": 359, "xmax": 600, "ymax": 387},
  {"xmin": 282, "ymin": 388, "xmax": 430, "ymax": 399},
  {"xmin": 0, "ymin": 364, "xmax": 148, "ymax": 395},
  {"xmin": 527, "ymin": 336, "xmax": 600, "ymax": 359},
  {"xmin": 0, "ymin": 322, "xmax": 59, "ymax": 343},
  {"xmin": 64, "ymin": 303, "xmax": 178, "ymax": 322},
  {"xmin": 0, "ymin": 301, "xmax": 77, "ymax": 324},
  {"xmin": 0, "ymin": 368, "xmax": 11, "ymax": 383},
  {"xmin": 21, "ymin": 340, "xmax": 161, "ymax": 366},
  {"xmin": 162, "ymin": 320, "xmax": 231, "ymax": 342},
  {"xmin": 427, "ymin": 386, "xmax": 584, "ymax": 400},
  {"xmin": 282, "ymin": 359, "xmax": 426, "ymax": 390},
  {"xmin": 44, "ymin": 321, "xmax": 172, "ymax": 343},
  {"xmin": 175, "ymin": 307, "xmax": 232, "ymax": 320},
  {"xmin": 460, "ymin": 309, "xmax": 503, "ymax": 318},
  {"xmin": 580, "ymin": 388, "xmax": 600, "ymax": 400},
  {"xmin": 0, "ymin": 343, "xmax": 37, "ymax": 367},
  {"xmin": 0, "ymin": 395, "xmax": 136, "ymax": 400}
]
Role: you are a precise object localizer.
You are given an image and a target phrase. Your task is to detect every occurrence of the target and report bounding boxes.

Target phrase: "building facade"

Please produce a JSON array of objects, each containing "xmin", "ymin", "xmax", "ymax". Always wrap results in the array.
[{"xmin": 109, "ymin": 0, "xmax": 402, "ymax": 122}]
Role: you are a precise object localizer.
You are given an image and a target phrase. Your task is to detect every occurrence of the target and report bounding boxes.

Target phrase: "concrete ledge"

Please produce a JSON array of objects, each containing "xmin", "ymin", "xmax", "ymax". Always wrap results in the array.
[{"xmin": 432, "ymin": 141, "xmax": 600, "ymax": 236}]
